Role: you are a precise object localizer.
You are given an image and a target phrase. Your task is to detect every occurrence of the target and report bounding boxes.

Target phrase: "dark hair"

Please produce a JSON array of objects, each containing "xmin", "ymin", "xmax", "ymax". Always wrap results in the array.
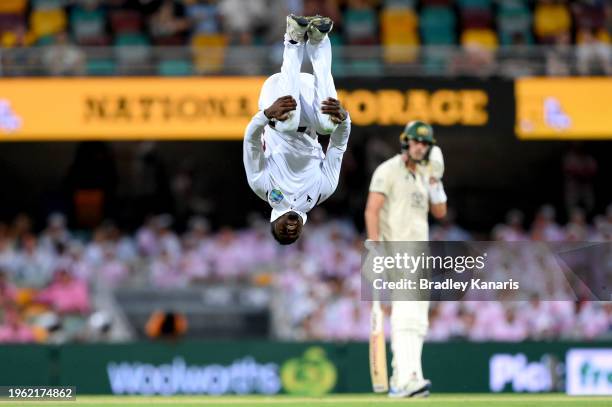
[{"xmin": 270, "ymin": 219, "xmax": 299, "ymax": 245}]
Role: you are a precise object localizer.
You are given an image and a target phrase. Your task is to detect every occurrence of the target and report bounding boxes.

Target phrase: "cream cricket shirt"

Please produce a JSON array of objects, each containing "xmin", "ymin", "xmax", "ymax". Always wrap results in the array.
[{"xmin": 369, "ymin": 154, "xmax": 430, "ymax": 241}]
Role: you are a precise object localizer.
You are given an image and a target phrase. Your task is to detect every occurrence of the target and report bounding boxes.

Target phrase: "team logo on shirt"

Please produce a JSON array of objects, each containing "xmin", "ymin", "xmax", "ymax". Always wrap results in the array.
[
  {"xmin": 269, "ymin": 189, "xmax": 284, "ymax": 204},
  {"xmin": 411, "ymin": 191, "xmax": 426, "ymax": 209}
]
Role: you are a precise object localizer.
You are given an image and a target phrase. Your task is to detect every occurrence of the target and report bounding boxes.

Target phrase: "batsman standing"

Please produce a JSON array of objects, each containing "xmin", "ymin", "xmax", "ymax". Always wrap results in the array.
[{"xmin": 365, "ymin": 121, "xmax": 447, "ymax": 397}]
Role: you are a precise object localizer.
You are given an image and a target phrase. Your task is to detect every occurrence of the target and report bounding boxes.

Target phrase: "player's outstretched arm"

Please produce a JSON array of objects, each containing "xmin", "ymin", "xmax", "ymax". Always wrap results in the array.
[
  {"xmin": 243, "ymin": 110, "xmax": 269, "ymax": 200},
  {"xmin": 243, "ymin": 96, "xmax": 298, "ymax": 199},
  {"xmin": 319, "ymin": 98, "xmax": 351, "ymax": 202},
  {"xmin": 365, "ymin": 192, "xmax": 385, "ymax": 241}
]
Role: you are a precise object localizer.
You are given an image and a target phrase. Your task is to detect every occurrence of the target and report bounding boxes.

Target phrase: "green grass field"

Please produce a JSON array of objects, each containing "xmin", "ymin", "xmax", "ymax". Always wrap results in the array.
[{"xmin": 4, "ymin": 394, "xmax": 612, "ymax": 407}]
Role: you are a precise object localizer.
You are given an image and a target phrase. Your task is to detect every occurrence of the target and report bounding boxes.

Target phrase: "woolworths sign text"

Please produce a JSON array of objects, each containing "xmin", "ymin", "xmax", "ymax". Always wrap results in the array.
[{"xmin": 107, "ymin": 357, "xmax": 281, "ymax": 395}]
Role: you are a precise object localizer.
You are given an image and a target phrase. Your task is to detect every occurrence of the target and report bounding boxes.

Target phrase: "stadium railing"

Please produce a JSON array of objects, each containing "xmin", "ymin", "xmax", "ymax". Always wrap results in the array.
[{"xmin": 0, "ymin": 45, "xmax": 606, "ymax": 77}]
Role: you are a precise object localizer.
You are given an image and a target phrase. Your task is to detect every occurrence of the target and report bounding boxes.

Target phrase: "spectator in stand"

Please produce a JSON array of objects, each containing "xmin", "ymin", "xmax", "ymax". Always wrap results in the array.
[
  {"xmin": 180, "ymin": 233, "xmax": 210, "ymax": 283},
  {"xmin": 576, "ymin": 26, "xmax": 612, "ymax": 75},
  {"xmin": 0, "ymin": 269, "xmax": 17, "ymax": 306},
  {"xmin": 1, "ymin": 25, "xmax": 38, "ymax": 76},
  {"xmin": 546, "ymin": 31, "xmax": 572, "ymax": 75},
  {"xmin": 70, "ymin": 0, "xmax": 109, "ymax": 45},
  {"xmin": 150, "ymin": 247, "xmax": 186, "ymax": 287},
  {"xmin": 39, "ymin": 213, "xmax": 71, "ymax": 254},
  {"xmin": 563, "ymin": 144, "xmax": 598, "ymax": 215},
  {"xmin": 11, "ymin": 213, "xmax": 33, "ymax": 247},
  {"xmin": 148, "ymin": 0, "xmax": 190, "ymax": 45},
  {"xmin": 606, "ymin": 1, "xmax": 612, "ymax": 35},
  {"xmin": 0, "ymin": 308, "xmax": 36, "ymax": 343},
  {"xmin": 303, "ymin": 0, "xmax": 341, "ymax": 35},
  {"xmin": 218, "ymin": 0, "xmax": 266, "ymax": 45},
  {"xmin": 36, "ymin": 269, "xmax": 90, "ymax": 315},
  {"xmin": 531, "ymin": 205, "xmax": 565, "ymax": 241},
  {"xmin": 0, "ymin": 224, "xmax": 16, "ymax": 272},
  {"xmin": 41, "ymin": 31, "xmax": 85, "ymax": 76},
  {"xmin": 343, "ymin": 0, "xmax": 378, "ymax": 45},
  {"xmin": 185, "ymin": 0, "xmax": 222, "ymax": 35},
  {"xmin": 572, "ymin": 0, "xmax": 606, "ymax": 34},
  {"xmin": 574, "ymin": 300, "xmax": 609, "ymax": 339},
  {"xmin": 136, "ymin": 214, "xmax": 180, "ymax": 258},
  {"xmin": 12, "ymin": 233, "xmax": 54, "ymax": 288},
  {"xmin": 430, "ymin": 208, "xmax": 471, "ymax": 241},
  {"xmin": 494, "ymin": 209, "xmax": 528, "ymax": 241},
  {"xmin": 565, "ymin": 207, "xmax": 589, "ymax": 241},
  {"xmin": 491, "ymin": 307, "xmax": 528, "ymax": 342},
  {"xmin": 98, "ymin": 246, "xmax": 130, "ymax": 288},
  {"xmin": 209, "ymin": 227, "xmax": 247, "ymax": 280}
]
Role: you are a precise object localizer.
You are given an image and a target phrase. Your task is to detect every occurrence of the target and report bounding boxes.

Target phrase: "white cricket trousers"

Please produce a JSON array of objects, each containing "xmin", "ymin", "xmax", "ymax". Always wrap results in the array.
[{"xmin": 258, "ymin": 34, "xmax": 338, "ymax": 136}]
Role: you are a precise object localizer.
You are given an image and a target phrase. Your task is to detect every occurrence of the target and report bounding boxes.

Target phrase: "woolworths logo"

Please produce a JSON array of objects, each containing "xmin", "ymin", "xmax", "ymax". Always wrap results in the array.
[
  {"xmin": 106, "ymin": 357, "xmax": 281, "ymax": 395},
  {"xmin": 281, "ymin": 347, "xmax": 337, "ymax": 396}
]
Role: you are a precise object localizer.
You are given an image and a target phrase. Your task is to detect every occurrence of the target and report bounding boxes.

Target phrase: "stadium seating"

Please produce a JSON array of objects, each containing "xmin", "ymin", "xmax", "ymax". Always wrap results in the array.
[
  {"xmin": 114, "ymin": 32, "xmax": 151, "ymax": 73},
  {"xmin": 109, "ymin": 9, "xmax": 143, "ymax": 34},
  {"xmin": 380, "ymin": 5, "xmax": 419, "ymax": 63},
  {"xmin": 158, "ymin": 59, "xmax": 193, "ymax": 76},
  {"xmin": 191, "ymin": 33, "xmax": 227, "ymax": 74},
  {"xmin": 420, "ymin": 5, "xmax": 456, "ymax": 45},
  {"xmin": 0, "ymin": 0, "xmax": 27, "ymax": 14},
  {"xmin": 30, "ymin": 8, "xmax": 66, "ymax": 39},
  {"xmin": 0, "ymin": 0, "xmax": 610, "ymax": 77},
  {"xmin": 343, "ymin": 4, "xmax": 378, "ymax": 45},
  {"xmin": 70, "ymin": 4, "xmax": 108, "ymax": 45},
  {"xmin": 533, "ymin": 0, "xmax": 571, "ymax": 42},
  {"xmin": 497, "ymin": 0, "xmax": 533, "ymax": 45},
  {"xmin": 461, "ymin": 28, "xmax": 498, "ymax": 50}
]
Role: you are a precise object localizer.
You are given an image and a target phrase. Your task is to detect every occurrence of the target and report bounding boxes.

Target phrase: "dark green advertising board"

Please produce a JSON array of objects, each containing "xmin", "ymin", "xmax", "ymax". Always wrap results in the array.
[{"xmin": 0, "ymin": 341, "xmax": 610, "ymax": 395}]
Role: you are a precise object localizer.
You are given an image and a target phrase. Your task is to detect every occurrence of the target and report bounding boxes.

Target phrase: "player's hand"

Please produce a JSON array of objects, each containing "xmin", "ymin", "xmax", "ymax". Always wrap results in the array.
[
  {"xmin": 264, "ymin": 96, "xmax": 297, "ymax": 121},
  {"xmin": 321, "ymin": 98, "xmax": 347, "ymax": 123}
]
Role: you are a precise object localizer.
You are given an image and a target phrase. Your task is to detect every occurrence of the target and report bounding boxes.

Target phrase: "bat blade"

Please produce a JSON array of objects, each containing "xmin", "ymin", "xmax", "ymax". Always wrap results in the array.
[{"xmin": 369, "ymin": 301, "xmax": 389, "ymax": 393}]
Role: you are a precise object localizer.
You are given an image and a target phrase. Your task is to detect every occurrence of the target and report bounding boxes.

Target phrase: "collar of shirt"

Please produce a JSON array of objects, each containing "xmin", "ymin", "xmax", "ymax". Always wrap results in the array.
[{"xmin": 270, "ymin": 207, "xmax": 308, "ymax": 224}]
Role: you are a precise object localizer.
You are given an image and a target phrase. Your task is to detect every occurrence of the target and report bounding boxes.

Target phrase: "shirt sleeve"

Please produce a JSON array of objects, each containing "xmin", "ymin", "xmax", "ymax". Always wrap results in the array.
[
  {"xmin": 369, "ymin": 161, "xmax": 391, "ymax": 196},
  {"xmin": 243, "ymin": 110, "xmax": 270, "ymax": 201},
  {"xmin": 319, "ymin": 115, "xmax": 351, "ymax": 203}
]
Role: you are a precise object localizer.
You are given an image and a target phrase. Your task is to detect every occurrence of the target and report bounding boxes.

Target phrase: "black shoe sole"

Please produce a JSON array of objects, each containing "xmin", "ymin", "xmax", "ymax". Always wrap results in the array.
[
  {"xmin": 408, "ymin": 382, "xmax": 431, "ymax": 398},
  {"xmin": 291, "ymin": 15, "xmax": 309, "ymax": 27},
  {"xmin": 312, "ymin": 21, "xmax": 332, "ymax": 33}
]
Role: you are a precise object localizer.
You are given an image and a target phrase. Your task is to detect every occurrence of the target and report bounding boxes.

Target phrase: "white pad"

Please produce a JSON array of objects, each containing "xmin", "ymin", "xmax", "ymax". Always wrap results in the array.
[{"xmin": 390, "ymin": 301, "xmax": 429, "ymax": 388}]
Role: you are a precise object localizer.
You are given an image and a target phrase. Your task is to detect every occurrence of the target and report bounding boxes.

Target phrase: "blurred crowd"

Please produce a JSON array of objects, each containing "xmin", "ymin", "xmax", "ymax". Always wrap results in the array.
[
  {"xmin": 1, "ymin": 202, "xmax": 611, "ymax": 343},
  {"xmin": 0, "ymin": 0, "xmax": 610, "ymax": 75}
]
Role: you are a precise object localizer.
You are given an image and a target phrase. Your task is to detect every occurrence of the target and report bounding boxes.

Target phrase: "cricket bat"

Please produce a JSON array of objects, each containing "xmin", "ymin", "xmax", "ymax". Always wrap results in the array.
[{"xmin": 369, "ymin": 300, "xmax": 389, "ymax": 393}]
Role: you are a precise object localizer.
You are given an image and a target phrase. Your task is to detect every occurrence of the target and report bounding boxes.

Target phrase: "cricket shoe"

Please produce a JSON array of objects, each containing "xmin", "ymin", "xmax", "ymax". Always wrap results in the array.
[
  {"xmin": 286, "ymin": 14, "xmax": 310, "ymax": 44},
  {"xmin": 307, "ymin": 15, "xmax": 333, "ymax": 44},
  {"xmin": 388, "ymin": 379, "xmax": 431, "ymax": 398}
]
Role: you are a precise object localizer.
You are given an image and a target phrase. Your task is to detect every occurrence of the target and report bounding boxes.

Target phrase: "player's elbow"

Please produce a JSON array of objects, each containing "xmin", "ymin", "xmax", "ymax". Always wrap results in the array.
[{"xmin": 430, "ymin": 203, "xmax": 447, "ymax": 219}]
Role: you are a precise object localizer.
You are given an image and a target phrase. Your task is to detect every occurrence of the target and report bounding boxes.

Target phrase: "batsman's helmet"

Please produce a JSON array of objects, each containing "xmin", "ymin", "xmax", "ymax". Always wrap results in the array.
[{"xmin": 400, "ymin": 121, "xmax": 436, "ymax": 151}]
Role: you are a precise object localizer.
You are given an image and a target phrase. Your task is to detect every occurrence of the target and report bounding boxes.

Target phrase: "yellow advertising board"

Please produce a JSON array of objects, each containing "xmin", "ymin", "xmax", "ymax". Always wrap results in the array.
[
  {"xmin": 516, "ymin": 78, "xmax": 612, "ymax": 140},
  {"xmin": 0, "ymin": 77, "xmax": 266, "ymax": 141},
  {"xmin": 0, "ymin": 77, "xmax": 499, "ymax": 141}
]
